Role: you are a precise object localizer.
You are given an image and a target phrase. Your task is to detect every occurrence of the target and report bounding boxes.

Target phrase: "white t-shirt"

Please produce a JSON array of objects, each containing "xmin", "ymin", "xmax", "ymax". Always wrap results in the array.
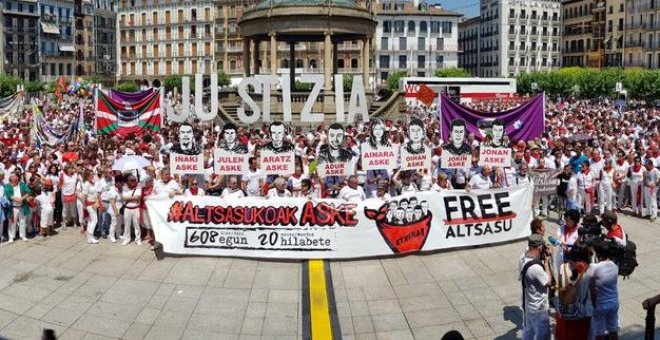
[
  {"xmin": 243, "ymin": 169, "xmax": 265, "ymax": 197},
  {"xmin": 61, "ymin": 173, "xmax": 80, "ymax": 196},
  {"xmin": 184, "ymin": 188, "xmax": 205, "ymax": 197},
  {"xmin": 122, "ymin": 186, "xmax": 142, "ymax": 209},
  {"xmin": 154, "ymin": 179, "xmax": 181, "ymax": 197},
  {"xmin": 469, "ymin": 174, "xmax": 492, "ymax": 189},
  {"xmin": 36, "ymin": 192, "xmax": 55, "ymax": 212},
  {"xmin": 518, "ymin": 256, "xmax": 549, "ymax": 314},
  {"xmin": 288, "ymin": 174, "xmax": 309, "ymax": 196},
  {"xmin": 338, "ymin": 185, "xmax": 366, "ymax": 203},
  {"xmin": 82, "ymin": 181, "xmax": 99, "ymax": 203},
  {"xmin": 266, "ymin": 188, "xmax": 292, "ymax": 199},
  {"xmin": 589, "ymin": 260, "xmax": 619, "ymax": 311},
  {"xmin": 567, "ymin": 175, "xmax": 578, "ymax": 200},
  {"xmin": 221, "ymin": 187, "xmax": 245, "ymax": 199}
]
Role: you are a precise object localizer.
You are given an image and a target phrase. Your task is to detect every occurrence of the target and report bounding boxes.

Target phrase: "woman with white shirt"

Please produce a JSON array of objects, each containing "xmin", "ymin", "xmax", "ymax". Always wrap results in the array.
[
  {"xmin": 59, "ymin": 165, "xmax": 80, "ymax": 230},
  {"xmin": 628, "ymin": 156, "xmax": 645, "ymax": 216},
  {"xmin": 80, "ymin": 170, "xmax": 100, "ymax": 244},
  {"xmin": 577, "ymin": 161, "xmax": 596, "ymax": 215}
]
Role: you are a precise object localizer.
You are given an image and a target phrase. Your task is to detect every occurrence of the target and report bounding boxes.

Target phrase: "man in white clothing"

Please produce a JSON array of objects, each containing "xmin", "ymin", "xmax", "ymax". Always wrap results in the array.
[
  {"xmin": 338, "ymin": 175, "xmax": 366, "ymax": 203},
  {"xmin": 222, "ymin": 176, "xmax": 245, "ymax": 199},
  {"xmin": 242, "ymin": 157, "xmax": 264, "ymax": 197},
  {"xmin": 643, "ymin": 159, "xmax": 660, "ymax": 221}
]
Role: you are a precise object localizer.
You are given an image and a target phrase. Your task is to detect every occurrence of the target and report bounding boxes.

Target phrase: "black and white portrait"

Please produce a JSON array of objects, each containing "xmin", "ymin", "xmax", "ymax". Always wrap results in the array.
[
  {"xmin": 262, "ymin": 121, "xmax": 294, "ymax": 154},
  {"xmin": 172, "ymin": 123, "xmax": 201, "ymax": 155},
  {"xmin": 486, "ymin": 119, "xmax": 507, "ymax": 148},
  {"xmin": 318, "ymin": 123, "xmax": 353, "ymax": 164},
  {"xmin": 442, "ymin": 119, "xmax": 471, "ymax": 156},
  {"xmin": 367, "ymin": 118, "xmax": 391, "ymax": 149},
  {"xmin": 217, "ymin": 123, "xmax": 247, "ymax": 154},
  {"xmin": 405, "ymin": 118, "xmax": 427, "ymax": 155}
]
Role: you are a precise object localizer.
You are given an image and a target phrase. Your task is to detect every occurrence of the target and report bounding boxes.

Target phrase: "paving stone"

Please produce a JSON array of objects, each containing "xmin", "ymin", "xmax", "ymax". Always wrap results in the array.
[
  {"xmin": 42, "ymin": 306, "xmax": 87, "ymax": 327},
  {"xmin": 121, "ymin": 322, "xmax": 153, "ymax": 340},
  {"xmin": 72, "ymin": 314, "xmax": 131, "ymax": 338},
  {"xmin": 143, "ymin": 325, "xmax": 185, "ymax": 340},
  {"xmin": 370, "ymin": 313, "xmax": 410, "ymax": 332},
  {"xmin": 240, "ymin": 317, "xmax": 264, "ymax": 335},
  {"xmin": 1, "ymin": 316, "xmax": 67, "ymax": 339}
]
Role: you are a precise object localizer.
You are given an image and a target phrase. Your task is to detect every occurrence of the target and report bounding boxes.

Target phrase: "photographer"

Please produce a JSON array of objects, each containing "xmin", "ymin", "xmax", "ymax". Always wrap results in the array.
[
  {"xmin": 601, "ymin": 211, "xmax": 626, "ymax": 247},
  {"xmin": 519, "ymin": 234, "xmax": 553, "ymax": 340},
  {"xmin": 590, "ymin": 239, "xmax": 621, "ymax": 340}
]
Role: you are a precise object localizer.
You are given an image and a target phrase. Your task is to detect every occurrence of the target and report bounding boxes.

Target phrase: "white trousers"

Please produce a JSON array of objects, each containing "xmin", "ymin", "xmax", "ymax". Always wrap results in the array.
[
  {"xmin": 62, "ymin": 201, "xmax": 78, "ymax": 225},
  {"xmin": 644, "ymin": 186, "xmax": 658, "ymax": 217},
  {"xmin": 599, "ymin": 183, "xmax": 614, "ymax": 212},
  {"xmin": 9, "ymin": 207, "xmax": 27, "ymax": 241},
  {"xmin": 122, "ymin": 208, "xmax": 141, "ymax": 241},
  {"xmin": 580, "ymin": 190, "xmax": 594, "ymax": 214},
  {"xmin": 631, "ymin": 182, "xmax": 643, "ymax": 212},
  {"xmin": 86, "ymin": 206, "xmax": 98, "ymax": 240}
]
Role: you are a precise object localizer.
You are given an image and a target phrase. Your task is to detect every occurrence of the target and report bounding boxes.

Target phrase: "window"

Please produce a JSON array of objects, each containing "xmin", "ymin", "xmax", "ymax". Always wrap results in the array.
[
  {"xmin": 383, "ymin": 20, "xmax": 391, "ymax": 33},
  {"xmin": 441, "ymin": 21, "xmax": 452, "ymax": 34},
  {"xmin": 431, "ymin": 21, "xmax": 440, "ymax": 33},
  {"xmin": 381, "ymin": 72, "xmax": 388, "ymax": 81},
  {"xmin": 509, "ymin": 41, "xmax": 515, "ymax": 50},
  {"xmin": 399, "ymin": 55, "xmax": 407, "ymax": 68},
  {"xmin": 436, "ymin": 38, "xmax": 444, "ymax": 49},
  {"xmin": 379, "ymin": 55, "xmax": 390, "ymax": 68},
  {"xmin": 351, "ymin": 59, "xmax": 358, "ymax": 68},
  {"xmin": 420, "ymin": 21, "xmax": 427, "ymax": 34},
  {"xmin": 399, "ymin": 37, "xmax": 407, "ymax": 49},
  {"xmin": 418, "ymin": 37, "xmax": 425, "ymax": 50},
  {"xmin": 509, "ymin": 57, "xmax": 514, "ymax": 66},
  {"xmin": 394, "ymin": 20, "xmax": 404, "ymax": 33},
  {"xmin": 436, "ymin": 55, "xmax": 443, "ymax": 65},
  {"xmin": 408, "ymin": 21, "xmax": 416, "ymax": 34},
  {"xmin": 381, "ymin": 37, "xmax": 388, "ymax": 50},
  {"xmin": 417, "ymin": 55, "xmax": 425, "ymax": 68}
]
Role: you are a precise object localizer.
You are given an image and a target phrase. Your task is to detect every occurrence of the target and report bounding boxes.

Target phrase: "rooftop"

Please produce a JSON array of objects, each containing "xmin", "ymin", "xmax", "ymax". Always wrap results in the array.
[{"xmin": 254, "ymin": 0, "xmax": 359, "ymax": 10}]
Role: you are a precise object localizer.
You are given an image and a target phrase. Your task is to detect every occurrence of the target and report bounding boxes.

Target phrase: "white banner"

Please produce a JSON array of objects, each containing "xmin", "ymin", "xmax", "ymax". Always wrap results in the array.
[
  {"xmin": 214, "ymin": 149, "xmax": 249, "ymax": 175},
  {"xmin": 260, "ymin": 150, "xmax": 295, "ymax": 176},
  {"xmin": 170, "ymin": 153, "xmax": 205, "ymax": 175},
  {"xmin": 400, "ymin": 147, "xmax": 432, "ymax": 171},
  {"xmin": 441, "ymin": 152, "xmax": 470, "ymax": 169},
  {"xmin": 360, "ymin": 144, "xmax": 397, "ymax": 171},
  {"xmin": 147, "ymin": 184, "xmax": 534, "ymax": 259},
  {"xmin": 478, "ymin": 147, "xmax": 512, "ymax": 167}
]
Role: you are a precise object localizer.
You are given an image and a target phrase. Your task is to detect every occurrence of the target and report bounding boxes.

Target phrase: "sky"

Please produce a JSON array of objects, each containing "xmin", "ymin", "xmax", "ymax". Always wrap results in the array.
[{"xmin": 432, "ymin": 0, "xmax": 480, "ymax": 18}]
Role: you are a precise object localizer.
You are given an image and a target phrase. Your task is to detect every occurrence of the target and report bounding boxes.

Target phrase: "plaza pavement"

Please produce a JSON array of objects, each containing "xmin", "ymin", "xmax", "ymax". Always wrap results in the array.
[{"xmin": 0, "ymin": 212, "xmax": 658, "ymax": 340}]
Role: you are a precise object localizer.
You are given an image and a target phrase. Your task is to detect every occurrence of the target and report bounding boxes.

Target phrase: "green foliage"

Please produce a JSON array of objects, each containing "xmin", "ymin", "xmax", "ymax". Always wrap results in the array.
[
  {"xmin": 386, "ymin": 71, "xmax": 407, "ymax": 91},
  {"xmin": 0, "ymin": 74, "xmax": 22, "ymax": 98},
  {"xmin": 116, "ymin": 81, "xmax": 139, "ymax": 93},
  {"xmin": 514, "ymin": 67, "xmax": 656, "ymax": 99},
  {"xmin": 343, "ymin": 75, "xmax": 354, "ymax": 92},
  {"xmin": 294, "ymin": 80, "xmax": 312, "ymax": 92},
  {"xmin": 217, "ymin": 71, "xmax": 231, "ymax": 87},
  {"xmin": 163, "ymin": 74, "xmax": 182, "ymax": 91},
  {"xmin": 434, "ymin": 67, "xmax": 471, "ymax": 78},
  {"xmin": 24, "ymin": 81, "xmax": 45, "ymax": 94}
]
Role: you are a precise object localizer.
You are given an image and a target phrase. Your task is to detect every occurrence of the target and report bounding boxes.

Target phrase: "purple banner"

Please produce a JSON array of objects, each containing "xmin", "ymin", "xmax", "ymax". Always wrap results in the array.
[
  {"xmin": 440, "ymin": 94, "xmax": 545, "ymax": 142},
  {"xmin": 109, "ymin": 88, "xmax": 155, "ymax": 104}
]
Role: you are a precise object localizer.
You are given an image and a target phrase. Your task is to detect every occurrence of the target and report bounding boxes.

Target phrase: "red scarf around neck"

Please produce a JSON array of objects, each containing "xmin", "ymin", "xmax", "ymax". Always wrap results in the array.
[{"xmin": 189, "ymin": 187, "xmax": 199, "ymax": 195}]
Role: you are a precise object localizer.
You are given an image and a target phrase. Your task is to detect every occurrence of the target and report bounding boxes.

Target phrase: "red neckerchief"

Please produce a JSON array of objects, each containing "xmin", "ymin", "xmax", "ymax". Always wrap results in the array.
[
  {"xmin": 524, "ymin": 155, "xmax": 531, "ymax": 163},
  {"xmin": 604, "ymin": 165, "xmax": 612, "ymax": 172},
  {"xmin": 189, "ymin": 187, "xmax": 199, "ymax": 195},
  {"xmin": 593, "ymin": 155, "xmax": 601, "ymax": 162},
  {"xmin": 574, "ymin": 261, "xmax": 589, "ymax": 274},
  {"xmin": 617, "ymin": 159, "xmax": 625, "ymax": 166},
  {"xmin": 633, "ymin": 164, "xmax": 642, "ymax": 172},
  {"xmin": 582, "ymin": 167, "xmax": 590, "ymax": 175}
]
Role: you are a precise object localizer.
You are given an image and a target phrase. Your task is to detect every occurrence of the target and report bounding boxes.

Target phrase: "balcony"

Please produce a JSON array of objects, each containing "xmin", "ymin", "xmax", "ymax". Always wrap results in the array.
[
  {"xmin": 565, "ymin": 47, "xmax": 585, "ymax": 53},
  {"xmin": 625, "ymin": 40, "xmax": 645, "ymax": 48}
]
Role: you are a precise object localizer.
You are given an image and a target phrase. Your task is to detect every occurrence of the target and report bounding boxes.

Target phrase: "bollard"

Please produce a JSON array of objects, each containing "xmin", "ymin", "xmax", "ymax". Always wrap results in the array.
[{"xmin": 642, "ymin": 294, "xmax": 660, "ymax": 340}]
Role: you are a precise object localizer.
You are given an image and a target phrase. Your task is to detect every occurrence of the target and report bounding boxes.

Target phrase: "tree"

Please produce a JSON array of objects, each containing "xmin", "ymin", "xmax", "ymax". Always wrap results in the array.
[
  {"xmin": 386, "ymin": 71, "xmax": 407, "ymax": 91},
  {"xmin": 217, "ymin": 71, "xmax": 231, "ymax": 87},
  {"xmin": 116, "ymin": 82, "xmax": 139, "ymax": 93},
  {"xmin": 343, "ymin": 75, "xmax": 354, "ymax": 92},
  {"xmin": 434, "ymin": 68, "xmax": 470, "ymax": 78},
  {"xmin": 24, "ymin": 81, "xmax": 45, "ymax": 94},
  {"xmin": 163, "ymin": 74, "xmax": 182, "ymax": 92},
  {"xmin": 0, "ymin": 74, "xmax": 22, "ymax": 98}
]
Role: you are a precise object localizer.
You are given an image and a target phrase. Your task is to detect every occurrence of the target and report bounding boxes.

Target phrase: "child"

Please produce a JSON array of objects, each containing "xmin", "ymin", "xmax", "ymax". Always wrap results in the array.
[{"xmin": 35, "ymin": 179, "xmax": 56, "ymax": 237}]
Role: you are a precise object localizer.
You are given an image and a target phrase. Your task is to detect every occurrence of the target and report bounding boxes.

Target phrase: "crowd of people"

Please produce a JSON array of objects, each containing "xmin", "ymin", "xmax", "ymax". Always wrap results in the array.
[{"xmin": 0, "ymin": 94, "xmax": 655, "ymax": 244}]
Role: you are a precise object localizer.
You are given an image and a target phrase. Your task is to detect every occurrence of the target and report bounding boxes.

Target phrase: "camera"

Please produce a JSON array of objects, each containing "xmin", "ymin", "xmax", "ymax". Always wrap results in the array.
[{"xmin": 578, "ymin": 214, "xmax": 603, "ymax": 237}]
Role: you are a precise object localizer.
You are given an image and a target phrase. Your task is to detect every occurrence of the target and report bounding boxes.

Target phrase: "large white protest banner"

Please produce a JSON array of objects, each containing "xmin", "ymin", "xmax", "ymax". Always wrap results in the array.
[{"xmin": 147, "ymin": 184, "xmax": 534, "ymax": 259}]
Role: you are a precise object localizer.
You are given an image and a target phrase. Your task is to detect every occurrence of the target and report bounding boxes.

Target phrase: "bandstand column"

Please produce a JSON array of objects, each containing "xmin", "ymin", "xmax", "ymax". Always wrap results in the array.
[
  {"xmin": 289, "ymin": 42, "xmax": 295, "ymax": 91},
  {"xmin": 333, "ymin": 42, "xmax": 338, "ymax": 75},
  {"xmin": 253, "ymin": 40, "xmax": 260, "ymax": 74},
  {"xmin": 362, "ymin": 37, "xmax": 370, "ymax": 88},
  {"xmin": 270, "ymin": 33, "xmax": 278, "ymax": 75},
  {"xmin": 243, "ymin": 38, "xmax": 251, "ymax": 77},
  {"xmin": 324, "ymin": 31, "xmax": 332, "ymax": 91}
]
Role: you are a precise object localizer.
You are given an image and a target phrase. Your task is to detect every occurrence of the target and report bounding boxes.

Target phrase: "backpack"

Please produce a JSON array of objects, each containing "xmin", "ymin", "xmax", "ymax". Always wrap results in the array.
[{"xmin": 617, "ymin": 236, "xmax": 638, "ymax": 279}]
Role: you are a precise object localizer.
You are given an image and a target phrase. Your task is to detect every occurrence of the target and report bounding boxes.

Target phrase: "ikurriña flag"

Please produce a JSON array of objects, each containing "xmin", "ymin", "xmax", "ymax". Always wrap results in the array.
[{"xmin": 96, "ymin": 88, "xmax": 161, "ymax": 137}]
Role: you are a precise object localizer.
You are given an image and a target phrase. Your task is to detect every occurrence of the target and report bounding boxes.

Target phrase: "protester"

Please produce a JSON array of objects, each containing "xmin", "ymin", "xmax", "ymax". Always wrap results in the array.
[{"xmin": 590, "ymin": 240, "xmax": 621, "ymax": 340}]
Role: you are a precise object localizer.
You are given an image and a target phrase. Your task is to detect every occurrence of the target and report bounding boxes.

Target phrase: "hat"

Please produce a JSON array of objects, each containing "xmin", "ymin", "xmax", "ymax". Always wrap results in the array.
[
  {"xmin": 44, "ymin": 178, "xmax": 53, "ymax": 186},
  {"xmin": 528, "ymin": 234, "xmax": 546, "ymax": 248}
]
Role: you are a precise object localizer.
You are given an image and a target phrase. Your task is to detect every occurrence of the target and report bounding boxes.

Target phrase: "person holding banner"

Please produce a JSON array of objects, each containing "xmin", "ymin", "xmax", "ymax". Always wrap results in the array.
[
  {"xmin": 338, "ymin": 175, "xmax": 366, "ymax": 203},
  {"xmin": 467, "ymin": 166, "xmax": 493, "ymax": 190},
  {"xmin": 121, "ymin": 175, "xmax": 142, "ymax": 246},
  {"xmin": 221, "ymin": 176, "xmax": 244, "ymax": 199},
  {"xmin": 267, "ymin": 177, "xmax": 292, "ymax": 198},
  {"xmin": 614, "ymin": 151, "xmax": 630, "ymax": 212}
]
